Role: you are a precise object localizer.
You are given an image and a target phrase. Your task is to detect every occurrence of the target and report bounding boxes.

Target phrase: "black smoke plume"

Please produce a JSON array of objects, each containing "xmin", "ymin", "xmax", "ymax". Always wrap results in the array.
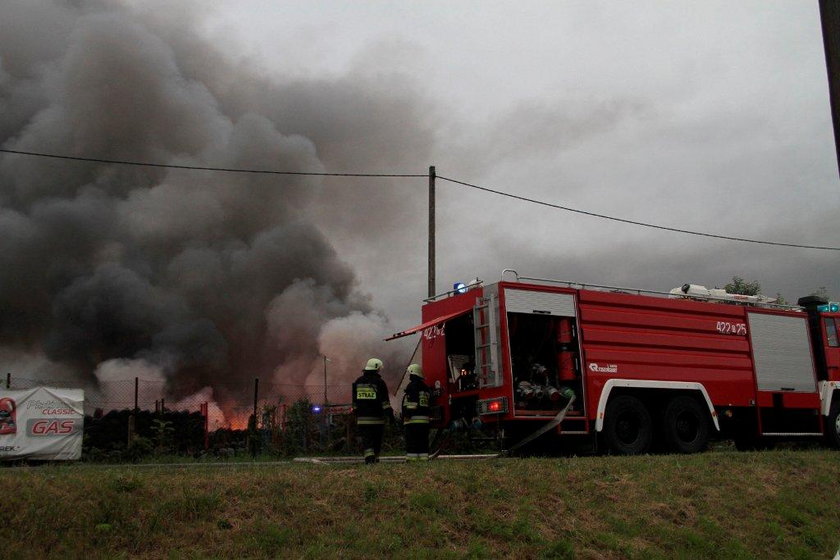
[{"xmin": 0, "ymin": 1, "xmax": 429, "ymax": 416}]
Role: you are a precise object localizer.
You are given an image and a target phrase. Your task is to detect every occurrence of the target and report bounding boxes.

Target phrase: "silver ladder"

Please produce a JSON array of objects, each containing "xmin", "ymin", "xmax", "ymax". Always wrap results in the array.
[{"xmin": 473, "ymin": 294, "xmax": 499, "ymax": 387}]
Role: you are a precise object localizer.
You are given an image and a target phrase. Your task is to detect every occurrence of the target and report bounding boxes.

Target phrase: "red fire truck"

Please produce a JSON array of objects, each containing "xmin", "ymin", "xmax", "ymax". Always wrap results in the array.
[{"xmin": 389, "ymin": 271, "xmax": 840, "ymax": 454}]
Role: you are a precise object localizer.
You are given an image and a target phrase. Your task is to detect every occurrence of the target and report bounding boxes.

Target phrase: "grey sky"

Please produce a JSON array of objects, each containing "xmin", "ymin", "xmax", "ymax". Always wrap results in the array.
[{"xmin": 209, "ymin": 1, "xmax": 839, "ymax": 324}]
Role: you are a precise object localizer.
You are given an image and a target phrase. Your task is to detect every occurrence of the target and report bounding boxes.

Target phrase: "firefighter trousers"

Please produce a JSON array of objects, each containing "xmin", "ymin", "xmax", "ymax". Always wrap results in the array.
[
  {"xmin": 358, "ymin": 423, "xmax": 384, "ymax": 464},
  {"xmin": 404, "ymin": 422, "xmax": 430, "ymax": 460}
]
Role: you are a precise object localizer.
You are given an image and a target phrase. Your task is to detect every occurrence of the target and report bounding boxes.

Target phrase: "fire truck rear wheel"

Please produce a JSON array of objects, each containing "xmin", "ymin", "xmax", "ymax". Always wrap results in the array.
[
  {"xmin": 603, "ymin": 395, "xmax": 652, "ymax": 455},
  {"xmin": 662, "ymin": 395, "xmax": 710, "ymax": 454}
]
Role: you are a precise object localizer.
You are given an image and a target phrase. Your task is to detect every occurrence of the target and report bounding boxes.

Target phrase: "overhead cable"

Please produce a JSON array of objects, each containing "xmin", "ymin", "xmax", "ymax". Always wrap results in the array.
[
  {"xmin": 436, "ymin": 175, "xmax": 840, "ymax": 251},
  {"xmin": 0, "ymin": 148, "xmax": 426, "ymax": 178},
  {"xmin": 2, "ymin": 147, "xmax": 837, "ymax": 251}
]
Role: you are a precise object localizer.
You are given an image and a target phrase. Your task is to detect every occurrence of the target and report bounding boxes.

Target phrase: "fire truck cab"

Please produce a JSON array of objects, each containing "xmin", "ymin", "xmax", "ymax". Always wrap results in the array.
[{"xmin": 389, "ymin": 271, "xmax": 840, "ymax": 454}]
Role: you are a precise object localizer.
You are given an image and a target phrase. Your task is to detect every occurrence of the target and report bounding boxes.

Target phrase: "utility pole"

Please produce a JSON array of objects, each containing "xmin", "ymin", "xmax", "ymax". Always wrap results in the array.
[
  {"xmin": 322, "ymin": 355, "xmax": 331, "ymax": 443},
  {"xmin": 820, "ymin": 0, "xmax": 840, "ymax": 178},
  {"xmin": 322, "ymin": 355, "xmax": 330, "ymax": 405},
  {"xmin": 428, "ymin": 165, "xmax": 436, "ymax": 298}
]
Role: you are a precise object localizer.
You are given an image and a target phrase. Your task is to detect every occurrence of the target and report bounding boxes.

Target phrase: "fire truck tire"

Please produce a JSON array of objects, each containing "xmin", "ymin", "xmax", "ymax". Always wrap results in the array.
[
  {"xmin": 662, "ymin": 396, "xmax": 710, "ymax": 454},
  {"xmin": 602, "ymin": 395, "xmax": 652, "ymax": 455},
  {"xmin": 826, "ymin": 401, "xmax": 840, "ymax": 449}
]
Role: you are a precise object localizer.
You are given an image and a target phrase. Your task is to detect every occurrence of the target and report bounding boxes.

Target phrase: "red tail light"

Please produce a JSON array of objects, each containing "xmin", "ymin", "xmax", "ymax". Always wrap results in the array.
[{"xmin": 477, "ymin": 397, "xmax": 508, "ymax": 415}]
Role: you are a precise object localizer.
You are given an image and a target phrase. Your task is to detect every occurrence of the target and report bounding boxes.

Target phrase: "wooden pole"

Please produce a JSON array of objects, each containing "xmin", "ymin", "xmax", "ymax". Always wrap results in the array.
[{"xmin": 428, "ymin": 165, "xmax": 436, "ymax": 298}]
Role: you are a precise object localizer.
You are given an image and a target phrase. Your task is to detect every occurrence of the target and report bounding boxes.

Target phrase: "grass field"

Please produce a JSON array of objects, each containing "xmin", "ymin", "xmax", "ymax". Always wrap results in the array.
[{"xmin": 2, "ymin": 449, "xmax": 839, "ymax": 559}]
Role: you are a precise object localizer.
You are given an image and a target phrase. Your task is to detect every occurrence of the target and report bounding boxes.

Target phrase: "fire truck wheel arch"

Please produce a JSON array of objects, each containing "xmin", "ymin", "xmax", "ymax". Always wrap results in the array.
[
  {"xmin": 595, "ymin": 379, "xmax": 720, "ymax": 433},
  {"xmin": 819, "ymin": 381, "xmax": 840, "ymax": 416},
  {"xmin": 827, "ymin": 399, "xmax": 840, "ymax": 449}
]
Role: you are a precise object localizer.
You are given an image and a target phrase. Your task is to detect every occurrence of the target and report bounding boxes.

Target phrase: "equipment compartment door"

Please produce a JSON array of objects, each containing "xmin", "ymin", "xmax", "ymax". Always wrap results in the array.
[
  {"xmin": 748, "ymin": 313, "xmax": 818, "ymax": 393},
  {"xmin": 748, "ymin": 312, "xmax": 821, "ymax": 435},
  {"xmin": 503, "ymin": 289, "xmax": 583, "ymax": 422}
]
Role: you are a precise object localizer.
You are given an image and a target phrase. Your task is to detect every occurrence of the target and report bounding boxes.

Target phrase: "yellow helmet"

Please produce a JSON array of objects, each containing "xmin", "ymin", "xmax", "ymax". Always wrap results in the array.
[
  {"xmin": 364, "ymin": 358, "xmax": 383, "ymax": 371},
  {"xmin": 406, "ymin": 363, "xmax": 424, "ymax": 379}
]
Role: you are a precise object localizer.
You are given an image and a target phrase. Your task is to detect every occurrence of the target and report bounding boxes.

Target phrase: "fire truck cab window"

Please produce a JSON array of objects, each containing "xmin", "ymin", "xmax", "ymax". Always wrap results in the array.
[{"xmin": 826, "ymin": 318, "xmax": 839, "ymax": 347}]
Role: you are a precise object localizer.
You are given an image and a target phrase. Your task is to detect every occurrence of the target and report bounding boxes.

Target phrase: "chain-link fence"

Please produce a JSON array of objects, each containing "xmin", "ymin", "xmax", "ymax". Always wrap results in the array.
[
  {"xmin": 4, "ymin": 373, "xmax": 351, "ymax": 420},
  {"xmin": 2, "ymin": 373, "xmax": 379, "ymax": 459}
]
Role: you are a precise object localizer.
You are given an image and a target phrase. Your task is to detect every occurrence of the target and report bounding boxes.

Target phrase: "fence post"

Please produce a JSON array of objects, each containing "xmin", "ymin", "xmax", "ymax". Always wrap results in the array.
[
  {"xmin": 134, "ymin": 377, "xmax": 139, "ymax": 413},
  {"xmin": 201, "ymin": 402, "xmax": 209, "ymax": 451},
  {"xmin": 247, "ymin": 378, "xmax": 260, "ymax": 457},
  {"xmin": 5, "ymin": 373, "xmax": 9, "ymax": 389},
  {"xmin": 128, "ymin": 376, "xmax": 138, "ymax": 445},
  {"xmin": 127, "ymin": 413, "xmax": 135, "ymax": 446},
  {"xmin": 253, "ymin": 378, "xmax": 259, "ymax": 421}
]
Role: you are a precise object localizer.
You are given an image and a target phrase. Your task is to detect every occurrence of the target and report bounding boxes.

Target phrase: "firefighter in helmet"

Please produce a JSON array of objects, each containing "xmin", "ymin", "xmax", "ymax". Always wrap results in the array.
[
  {"xmin": 352, "ymin": 358, "xmax": 394, "ymax": 464},
  {"xmin": 401, "ymin": 363, "xmax": 431, "ymax": 461}
]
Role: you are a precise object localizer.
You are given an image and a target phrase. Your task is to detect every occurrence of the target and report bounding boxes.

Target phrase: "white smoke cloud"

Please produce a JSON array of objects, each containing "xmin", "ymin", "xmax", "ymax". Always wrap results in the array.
[
  {"xmin": 315, "ymin": 311, "xmax": 414, "ymax": 398},
  {"xmin": 92, "ymin": 357, "xmax": 166, "ymax": 411}
]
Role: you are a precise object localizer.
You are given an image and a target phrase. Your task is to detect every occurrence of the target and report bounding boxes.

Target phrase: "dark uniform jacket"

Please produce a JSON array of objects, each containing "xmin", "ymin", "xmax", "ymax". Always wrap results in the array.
[
  {"xmin": 352, "ymin": 371, "xmax": 392, "ymax": 425},
  {"xmin": 402, "ymin": 377, "xmax": 431, "ymax": 424}
]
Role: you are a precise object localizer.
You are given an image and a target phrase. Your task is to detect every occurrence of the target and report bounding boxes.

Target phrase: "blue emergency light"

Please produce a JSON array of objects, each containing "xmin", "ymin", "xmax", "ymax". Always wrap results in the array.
[
  {"xmin": 453, "ymin": 282, "xmax": 467, "ymax": 294},
  {"xmin": 311, "ymin": 405, "xmax": 322, "ymax": 413},
  {"xmin": 817, "ymin": 302, "xmax": 840, "ymax": 313}
]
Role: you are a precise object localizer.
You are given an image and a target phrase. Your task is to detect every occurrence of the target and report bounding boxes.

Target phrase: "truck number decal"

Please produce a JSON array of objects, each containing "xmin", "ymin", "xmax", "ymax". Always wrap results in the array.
[
  {"xmin": 716, "ymin": 321, "xmax": 747, "ymax": 336},
  {"xmin": 423, "ymin": 324, "xmax": 445, "ymax": 340}
]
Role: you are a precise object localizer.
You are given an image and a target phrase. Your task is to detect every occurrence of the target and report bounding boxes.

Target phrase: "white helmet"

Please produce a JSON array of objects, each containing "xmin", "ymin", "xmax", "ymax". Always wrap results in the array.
[
  {"xmin": 364, "ymin": 358, "xmax": 383, "ymax": 372},
  {"xmin": 406, "ymin": 363, "xmax": 424, "ymax": 379}
]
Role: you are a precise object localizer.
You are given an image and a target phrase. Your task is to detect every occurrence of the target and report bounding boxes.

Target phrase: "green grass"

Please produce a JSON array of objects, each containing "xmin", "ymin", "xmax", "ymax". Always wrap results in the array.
[{"xmin": 1, "ymin": 450, "xmax": 839, "ymax": 559}]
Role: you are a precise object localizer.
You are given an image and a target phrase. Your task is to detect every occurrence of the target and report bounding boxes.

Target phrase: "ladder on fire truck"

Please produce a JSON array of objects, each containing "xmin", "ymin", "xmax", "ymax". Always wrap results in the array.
[{"xmin": 473, "ymin": 294, "xmax": 499, "ymax": 386}]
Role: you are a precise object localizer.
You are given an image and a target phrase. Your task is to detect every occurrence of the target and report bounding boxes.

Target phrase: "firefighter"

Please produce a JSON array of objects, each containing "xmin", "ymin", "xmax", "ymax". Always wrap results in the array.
[
  {"xmin": 401, "ymin": 363, "xmax": 431, "ymax": 461},
  {"xmin": 458, "ymin": 361, "xmax": 477, "ymax": 391},
  {"xmin": 352, "ymin": 358, "xmax": 393, "ymax": 464}
]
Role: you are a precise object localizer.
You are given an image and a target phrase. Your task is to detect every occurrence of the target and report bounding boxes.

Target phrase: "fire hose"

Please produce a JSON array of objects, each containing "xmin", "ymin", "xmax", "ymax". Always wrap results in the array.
[
  {"xmin": 430, "ymin": 395, "xmax": 576, "ymax": 459},
  {"xmin": 499, "ymin": 395, "xmax": 576, "ymax": 456}
]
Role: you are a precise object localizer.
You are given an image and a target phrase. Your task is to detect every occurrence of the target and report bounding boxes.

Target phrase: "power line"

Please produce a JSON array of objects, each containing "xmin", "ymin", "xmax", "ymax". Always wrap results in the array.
[
  {"xmin": 436, "ymin": 175, "xmax": 840, "ymax": 251},
  {"xmin": 0, "ymin": 148, "xmax": 427, "ymax": 178},
  {"xmin": 2, "ymin": 147, "xmax": 837, "ymax": 251}
]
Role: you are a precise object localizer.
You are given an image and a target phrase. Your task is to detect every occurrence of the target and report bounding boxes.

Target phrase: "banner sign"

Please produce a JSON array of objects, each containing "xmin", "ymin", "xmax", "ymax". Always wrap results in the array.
[{"xmin": 0, "ymin": 387, "xmax": 84, "ymax": 461}]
